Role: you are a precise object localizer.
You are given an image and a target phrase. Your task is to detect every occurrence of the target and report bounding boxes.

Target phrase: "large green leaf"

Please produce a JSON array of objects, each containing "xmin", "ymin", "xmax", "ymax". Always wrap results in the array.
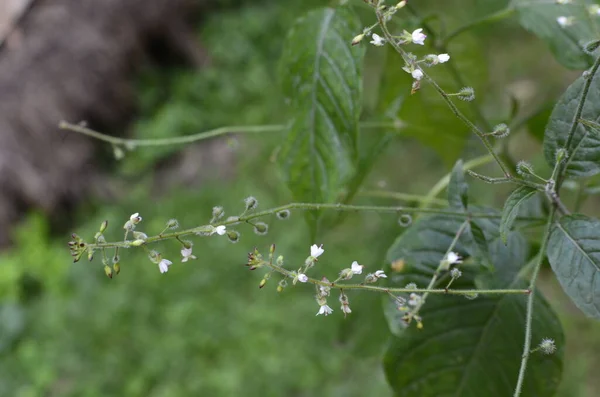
[
  {"xmin": 500, "ymin": 186, "xmax": 538, "ymax": 244},
  {"xmin": 278, "ymin": 7, "xmax": 364, "ymax": 229},
  {"xmin": 547, "ymin": 214, "xmax": 600, "ymax": 318},
  {"xmin": 543, "ymin": 69, "xmax": 600, "ymax": 177},
  {"xmin": 384, "ymin": 213, "xmax": 564, "ymax": 396},
  {"xmin": 376, "ymin": 31, "xmax": 487, "ymax": 164},
  {"xmin": 512, "ymin": 0, "xmax": 598, "ymax": 69}
]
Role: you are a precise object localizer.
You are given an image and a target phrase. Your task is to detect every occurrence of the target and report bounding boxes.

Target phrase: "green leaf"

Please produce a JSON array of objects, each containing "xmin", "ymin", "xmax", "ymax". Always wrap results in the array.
[
  {"xmin": 469, "ymin": 220, "xmax": 493, "ymax": 270},
  {"xmin": 278, "ymin": 7, "xmax": 365, "ymax": 229},
  {"xmin": 543, "ymin": 70, "xmax": 600, "ymax": 177},
  {"xmin": 376, "ymin": 32, "xmax": 487, "ymax": 164},
  {"xmin": 547, "ymin": 214, "xmax": 600, "ymax": 318},
  {"xmin": 500, "ymin": 186, "xmax": 537, "ymax": 244},
  {"xmin": 384, "ymin": 213, "xmax": 564, "ymax": 396},
  {"xmin": 512, "ymin": 0, "xmax": 597, "ymax": 70},
  {"xmin": 448, "ymin": 160, "xmax": 468, "ymax": 209}
]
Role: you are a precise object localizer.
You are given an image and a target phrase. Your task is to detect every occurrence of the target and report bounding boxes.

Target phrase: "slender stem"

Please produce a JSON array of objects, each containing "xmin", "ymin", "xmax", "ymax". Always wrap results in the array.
[
  {"xmin": 513, "ymin": 207, "xmax": 556, "ymax": 397},
  {"xmin": 59, "ymin": 120, "xmax": 403, "ymax": 147},
  {"xmin": 558, "ymin": 54, "xmax": 600, "ymax": 190},
  {"xmin": 358, "ymin": 190, "xmax": 447, "ymax": 206},
  {"xmin": 442, "ymin": 7, "xmax": 516, "ymax": 46}
]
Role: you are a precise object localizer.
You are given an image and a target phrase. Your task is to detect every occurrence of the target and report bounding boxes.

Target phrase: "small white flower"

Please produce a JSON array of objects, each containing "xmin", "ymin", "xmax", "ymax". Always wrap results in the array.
[
  {"xmin": 129, "ymin": 212, "xmax": 142, "ymax": 224},
  {"xmin": 375, "ymin": 270, "xmax": 387, "ymax": 278},
  {"xmin": 181, "ymin": 247, "xmax": 197, "ymax": 262},
  {"xmin": 411, "ymin": 28, "xmax": 427, "ymax": 45},
  {"xmin": 556, "ymin": 0, "xmax": 571, "ymax": 4},
  {"xmin": 310, "ymin": 244, "xmax": 324, "ymax": 258},
  {"xmin": 341, "ymin": 304, "xmax": 352, "ymax": 314},
  {"xmin": 298, "ymin": 273, "xmax": 309, "ymax": 283},
  {"xmin": 215, "ymin": 225, "xmax": 227, "ymax": 235},
  {"xmin": 557, "ymin": 16, "xmax": 573, "ymax": 27},
  {"xmin": 590, "ymin": 5, "xmax": 600, "ymax": 16},
  {"xmin": 437, "ymin": 53, "xmax": 450, "ymax": 63},
  {"xmin": 408, "ymin": 293, "xmax": 421, "ymax": 307},
  {"xmin": 411, "ymin": 69, "xmax": 424, "ymax": 80},
  {"xmin": 446, "ymin": 251, "xmax": 462, "ymax": 265},
  {"xmin": 351, "ymin": 261, "xmax": 363, "ymax": 274},
  {"xmin": 316, "ymin": 305, "xmax": 333, "ymax": 316},
  {"xmin": 158, "ymin": 258, "xmax": 172, "ymax": 273},
  {"xmin": 370, "ymin": 33, "xmax": 385, "ymax": 46}
]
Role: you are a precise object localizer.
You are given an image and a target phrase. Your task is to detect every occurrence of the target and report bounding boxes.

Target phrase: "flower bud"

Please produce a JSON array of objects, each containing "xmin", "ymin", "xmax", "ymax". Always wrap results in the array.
[
  {"xmin": 450, "ymin": 268, "xmax": 462, "ymax": 279},
  {"xmin": 253, "ymin": 222, "xmax": 269, "ymax": 235},
  {"xmin": 212, "ymin": 206, "xmax": 225, "ymax": 220},
  {"xmin": 555, "ymin": 148, "xmax": 568, "ymax": 164},
  {"xmin": 276, "ymin": 255, "xmax": 284, "ymax": 266},
  {"xmin": 131, "ymin": 239, "xmax": 146, "ymax": 247},
  {"xmin": 516, "ymin": 160, "xmax": 535, "ymax": 177},
  {"xmin": 113, "ymin": 262, "xmax": 121, "ymax": 275},
  {"xmin": 99, "ymin": 220, "xmax": 108, "ymax": 233},
  {"xmin": 104, "ymin": 265, "xmax": 113, "ymax": 279},
  {"xmin": 396, "ymin": 0, "xmax": 407, "ymax": 8},
  {"xmin": 277, "ymin": 279, "xmax": 287, "ymax": 293},
  {"xmin": 227, "ymin": 230, "xmax": 240, "ymax": 243},
  {"xmin": 259, "ymin": 278, "xmax": 267, "ymax": 289},
  {"xmin": 339, "ymin": 268, "xmax": 354, "ymax": 280},
  {"xmin": 88, "ymin": 249, "xmax": 95, "ymax": 261},
  {"xmin": 351, "ymin": 33, "xmax": 365, "ymax": 46},
  {"xmin": 539, "ymin": 338, "xmax": 557, "ymax": 355},
  {"xmin": 133, "ymin": 231, "xmax": 148, "ymax": 240},
  {"xmin": 166, "ymin": 219, "xmax": 179, "ymax": 230},
  {"xmin": 491, "ymin": 123, "xmax": 510, "ymax": 138},
  {"xmin": 113, "ymin": 145, "xmax": 125, "ymax": 160},
  {"xmin": 244, "ymin": 196, "xmax": 258, "ymax": 211},
  {"xmin": 457, "ymin": 86, "xmax": 475, "ymax": 102},
  {"xmin": 276, "ymin": 210, "xmax": 291, "ymax": 220}
]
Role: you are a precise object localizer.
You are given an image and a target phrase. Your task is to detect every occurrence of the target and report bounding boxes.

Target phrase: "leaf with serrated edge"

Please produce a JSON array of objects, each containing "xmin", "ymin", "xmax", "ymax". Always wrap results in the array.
[
  {"xmin": 384, "ymin": 212, "xmax": 563, "ymax": 396},
  {"xmin": 543, "ymin": 70, "xmax": 600, "ymax": 177},
  {"xmin": 278, "ymin": 7, "xmax": 364, "ymax": 230},
  {"xmin": 500, "ymin": 186, "xmax": 537, "ymax": 244},
  {"xmin": 512, "ymin": 0, "xmax": 597, "ymax": 69},
  {"xmin": 547, "ymin": 214, "xmax": 600, "ymax": 318}
]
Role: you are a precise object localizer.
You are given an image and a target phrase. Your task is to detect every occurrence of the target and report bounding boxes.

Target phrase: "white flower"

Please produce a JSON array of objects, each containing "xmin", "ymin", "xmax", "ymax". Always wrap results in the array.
[
  {"xmin": 215, "ymin": 225, "xmax": 227, "ymax": 235},
  {"xmin": 316, "ymin": 305, "xmax": 333, "ymax": 316},
  {"xmin": 446, "ymin": 251, "xmax": 462, "ymax": 265},
  {"xmin": 556, "ymin": 0, "xmax": 572, "ymax": 4},
  {"xmin": 590, "ymin": 5, "xmax": 600, "ymax": 16},
  {"xmin": 411, "ymin": 28, "xmax": 427, "ymax": 45},
  {"xmin": 310, "ymin": 244, "xmax": 324, "ymax": 258},
  {"xmin": 411, "ymin": 69, "xmax": 424, "ymax": 80},
  {"xmin": 437, "ymin": 53, "xmax": 450, "ymax": 63},
  {"xmin": 557, "ymin": 16, "xmax": 573, "ymax": 27},
  {"xmin": 298, "ymin": 273, "xmax": 309, "ymax": 283},
  {"xmin": 370, "ymin": 33, "xmax": 385, "ymax": 46},
  {"xmin": 351, "ymin": 261, "xmax": 363, "ymax": 274},
  {"xmin": 374, "ymin": 270, "xmax": 387, "ymax": 278},
  {"xmin": 408, "ymin": 293, "xmax": 421, "ymax": 307},
  {"xmin": 158, "ymin": 258, "xmax": 172, "ymax": 273},
  {"xmin": 129, "ymin": 212, "xmax": 142, "ymax": 224},
  {"xmin": 181, "ymin": 247, "xmax": 196, "ymax": 262},
  {"xmin": 341, "ymin": 304, "xmax": 352, "ymax": 314}
]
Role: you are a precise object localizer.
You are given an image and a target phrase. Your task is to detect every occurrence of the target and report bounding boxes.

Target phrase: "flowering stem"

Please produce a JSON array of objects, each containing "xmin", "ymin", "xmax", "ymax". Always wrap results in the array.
[
  {"xmin": 358, "ymin": 190, "xmax": 447, "ymax": 206},
  {"xmin": 376, "ymin": 13, "xmax": 513, "ymax": 178},
  {"xmin": 407, "ymin": 220, "xmax": 469, "ymax": 319},
  {"xmin": 85, "ymin": 202, "xmax": 544, "ymax": 250},
  {"xmin": 513, "ymin": 206, "xmax": 556, "ymax": 397},
  {"xmin": 267, "ymin": 259, "xmax": 527, "ymax": 295}
]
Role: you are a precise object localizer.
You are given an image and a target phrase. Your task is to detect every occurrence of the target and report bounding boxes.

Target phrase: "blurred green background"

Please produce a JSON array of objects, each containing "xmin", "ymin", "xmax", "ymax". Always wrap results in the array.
[{"xmin": 1, "ymin": 0, "xmax": 600, "ymax": 396}]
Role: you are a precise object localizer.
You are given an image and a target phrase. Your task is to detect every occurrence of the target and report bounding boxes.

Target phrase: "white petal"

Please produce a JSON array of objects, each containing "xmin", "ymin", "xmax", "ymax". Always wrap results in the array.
[
  {"xmin": 375, "ymin": 270, "xmax": 387, "ymax": 278},
  {"xmin": 298, "ymin": 274, "xmax": 308, "ymax": 283},
  {"xmin": 351, "ymin": 261, "xmax": 363, "ymax": 274},
  {"xmin": 411, "ymin": 69, "xmax": 424, "ymax": 80},
  {"xmin": 437, "ymin": 53, "xmax": 450, "ymax": 63},
  {"xmin": 411, "ymin": 28, "xmax": 426, "ymax": 45},
  {"xmin": 215, "ymin": 225, "xmax": 227, "ymax": 235},
  {"xmin": 310, "ymin": 244, "xmax": 324, "ymax": 258}
]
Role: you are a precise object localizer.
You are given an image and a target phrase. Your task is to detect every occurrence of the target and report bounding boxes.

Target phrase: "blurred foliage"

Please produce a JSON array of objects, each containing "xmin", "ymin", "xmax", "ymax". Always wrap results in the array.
[{"xmin": 2, "ymin": 0, "xmax": 600, "ymax": 396}]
